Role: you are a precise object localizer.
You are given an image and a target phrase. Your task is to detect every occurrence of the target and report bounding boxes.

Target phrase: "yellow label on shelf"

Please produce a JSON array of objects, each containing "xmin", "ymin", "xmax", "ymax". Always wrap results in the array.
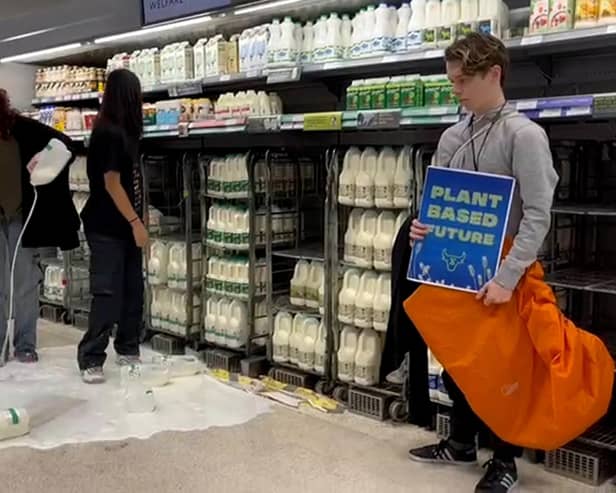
[{"xmin": 303, "ymin": 112, "xmax": 343, "ymax": 131}]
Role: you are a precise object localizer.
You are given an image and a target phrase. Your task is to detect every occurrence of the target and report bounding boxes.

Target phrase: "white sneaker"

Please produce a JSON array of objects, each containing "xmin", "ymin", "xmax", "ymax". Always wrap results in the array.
[
  {"xmin": 116, "ymin": 355, "xmax": 141, "ymax": 366},
  {"xmin": 82, "ymin": 367, "xmax": 106, "ymax": 384}
]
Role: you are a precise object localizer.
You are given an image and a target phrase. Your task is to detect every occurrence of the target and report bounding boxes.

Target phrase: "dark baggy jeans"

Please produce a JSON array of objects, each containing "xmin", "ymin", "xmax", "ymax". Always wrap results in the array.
[
  {"xmin": 77, "ymin": 233, "xmax": 143, "ymax": 371},
  {"xmin": 443, "ymin": 371, "xmax": 523, "ymax": 462}
]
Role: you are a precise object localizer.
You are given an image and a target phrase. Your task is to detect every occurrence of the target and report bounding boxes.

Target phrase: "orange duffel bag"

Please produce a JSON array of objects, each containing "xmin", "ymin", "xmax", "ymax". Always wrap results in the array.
[{"xmin": 404, "ymin": 257, "xmax": 614, "ymax": 451}]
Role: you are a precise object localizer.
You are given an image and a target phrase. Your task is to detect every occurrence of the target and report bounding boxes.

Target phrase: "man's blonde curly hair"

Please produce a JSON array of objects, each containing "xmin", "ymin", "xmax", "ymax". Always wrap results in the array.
[{"xmin": 445, "ymin": 33, "xmax": 510, "ymax": 88}]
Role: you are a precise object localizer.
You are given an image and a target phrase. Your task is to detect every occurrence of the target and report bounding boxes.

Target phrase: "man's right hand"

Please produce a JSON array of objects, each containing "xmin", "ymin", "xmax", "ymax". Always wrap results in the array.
[
  {"xmin": 409, "ymin": 219, "xmax": 430, "ymax": 245},
  {"xmin": 132, "ymin": 220, "xmax": 149, "ymax": 248}
]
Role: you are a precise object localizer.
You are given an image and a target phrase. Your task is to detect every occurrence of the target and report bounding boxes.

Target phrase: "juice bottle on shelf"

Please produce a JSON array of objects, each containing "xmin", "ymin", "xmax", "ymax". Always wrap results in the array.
[
  {"xmin": 400, "ymin": 75, "xmax": 424, "ymax": 108},
  {"xmin": 373, "ymin": 273, "xmax": 391, "ymax": 332},
  {"xmin": 598, "ymin": 0, "xmax": 616, "ymax": 25},
  {"xmin": 354, "ymin": 328, "xmax": 382, "ymax": 386},
  {"xmin": 575, "ymin": 0, "xmax": 600, "ymax": 28},
  {"xmin": 529, "ymin": 0, "xmax": 550, "ymax": 33},
  {"xmin": 354, "ymin": 270, "xmax": 378, "ymax": 328},
  {"xmin": 358, "ymin": 79, "xmax": 374, "ymax": 110},
  {"xmin": 371, "ymin": 78, "xmax": 390, "ymax": 110},
  {"xmin": 339, "ymin": 268, "xmax": 362, "ymax": 325},
  {"xmin": 386, "ymin": 76, "xmax": 404, "ymax": 109},
  {"xmin": 374, "ymin": 147, "xmax": 397, "ymax": 208},
  {"xmin": 337, "ymin": 326, "xmax": 360, "ymax": 382},
  {"xmin": 373, "ymin": 211, "xmax": 397, "ymax": 270},
  {"xmin": 548, "ymin": 0, "xmax": 575, "ymax": 31},
  {"xmin": 273, "ymin": 311, "xmax": 293, "ymax": 363}
]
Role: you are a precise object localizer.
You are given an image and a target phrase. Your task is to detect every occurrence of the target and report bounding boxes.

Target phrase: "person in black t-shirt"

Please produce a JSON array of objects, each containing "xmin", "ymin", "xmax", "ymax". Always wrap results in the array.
[{"xmin": 78, "ymin": 69, "xmax": 147, "ymax": 383}]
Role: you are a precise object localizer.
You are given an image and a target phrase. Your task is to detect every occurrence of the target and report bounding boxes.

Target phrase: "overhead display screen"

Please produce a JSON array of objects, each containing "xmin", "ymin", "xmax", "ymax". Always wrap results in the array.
[{"xmin": 143, "ymin": 0, "xmax": 232, "ymax": 24}]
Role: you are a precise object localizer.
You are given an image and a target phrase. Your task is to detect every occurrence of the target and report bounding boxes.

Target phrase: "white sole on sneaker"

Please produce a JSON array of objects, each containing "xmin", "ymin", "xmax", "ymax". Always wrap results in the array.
[{"xmin": 408, "ymin": 453, "xmax": 478, "ymax": 466}]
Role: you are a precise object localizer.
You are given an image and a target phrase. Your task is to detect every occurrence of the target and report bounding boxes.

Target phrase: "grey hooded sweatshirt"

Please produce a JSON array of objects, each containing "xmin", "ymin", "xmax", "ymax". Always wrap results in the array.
[{"xmin": 435, "ymin": 104, "xmax": 559, "ymax": 291}]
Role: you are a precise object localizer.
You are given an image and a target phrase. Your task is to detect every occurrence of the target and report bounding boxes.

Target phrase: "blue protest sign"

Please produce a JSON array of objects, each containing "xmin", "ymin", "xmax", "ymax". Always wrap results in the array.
[{"xmin": 407, "ymin": 167, "xmax": 516, "ymax": 293}]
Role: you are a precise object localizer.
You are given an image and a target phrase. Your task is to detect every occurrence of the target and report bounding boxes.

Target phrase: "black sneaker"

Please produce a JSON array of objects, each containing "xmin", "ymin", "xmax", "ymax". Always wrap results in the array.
[
  {"xmin": 475, "ymin": 459, "xmax": 518, "ymax": 492},
  {"xmin": 409, "ymin": 439, "xmax": 477, "ymax": 465}
]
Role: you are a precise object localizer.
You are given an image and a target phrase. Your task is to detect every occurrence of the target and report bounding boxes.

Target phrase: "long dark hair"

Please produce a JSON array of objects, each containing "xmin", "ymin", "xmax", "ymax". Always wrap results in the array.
[
  {"xmin": 0, "ymin": 89, "xmax": 16, "ymax": 140},
  {"xmin": 97, "ymin": 69, "xmax": 143, "ymax": 139}
]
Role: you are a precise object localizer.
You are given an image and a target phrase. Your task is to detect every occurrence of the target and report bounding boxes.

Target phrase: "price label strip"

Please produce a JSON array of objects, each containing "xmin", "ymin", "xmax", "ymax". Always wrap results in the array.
[
  {"xmin": 356, "ymin": 110, "xmax": 402, "ymax": 130},
  {"xmin": 246, "ymin": 115, "xmax": 282, "ymax": 133},
  {"xmin": 266, "ymin": 66, "xmax": 302, "ymax": 85},
  {"xmin": 303, "ymin": 112, "xmax": 343, "ymax": 131},
  {"xmin": 168, "ymin": 81, "xmax": 203, "ymax": 98}
]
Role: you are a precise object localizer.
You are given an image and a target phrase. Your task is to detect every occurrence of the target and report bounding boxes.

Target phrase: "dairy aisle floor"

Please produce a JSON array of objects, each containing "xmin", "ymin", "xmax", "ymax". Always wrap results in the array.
[{"xmin": 0, "ymin": 320, "xmax": 613, "ymax": 493}]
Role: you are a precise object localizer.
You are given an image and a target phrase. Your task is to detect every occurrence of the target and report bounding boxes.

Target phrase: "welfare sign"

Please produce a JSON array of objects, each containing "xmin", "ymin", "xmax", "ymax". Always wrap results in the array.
[
  {"xmin": 407, "ymin": 167, "xmax": 515, "ymax": 293},
  {"xmin": 143, "ymin": 0, "xmax": 231, "ymax": 24}
]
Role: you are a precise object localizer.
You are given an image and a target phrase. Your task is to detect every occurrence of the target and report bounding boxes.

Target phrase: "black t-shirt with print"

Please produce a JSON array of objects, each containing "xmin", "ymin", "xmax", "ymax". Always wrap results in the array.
[{"xmin": 81, "ymin": 122, "xmax": 143, "ymax": 239}]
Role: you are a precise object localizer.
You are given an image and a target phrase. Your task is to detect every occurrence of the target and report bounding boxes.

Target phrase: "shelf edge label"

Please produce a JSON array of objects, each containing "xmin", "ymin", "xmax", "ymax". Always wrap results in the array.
[{"xmin": 303, "ymin": 112, "xmax": 343, "ymax": 131}]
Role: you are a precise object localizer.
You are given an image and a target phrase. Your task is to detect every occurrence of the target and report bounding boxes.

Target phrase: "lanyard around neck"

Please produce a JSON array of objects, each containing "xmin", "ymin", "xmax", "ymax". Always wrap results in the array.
[{"xmin": 469, "ymin": 102, "xmax": 507, "ymax": 171}]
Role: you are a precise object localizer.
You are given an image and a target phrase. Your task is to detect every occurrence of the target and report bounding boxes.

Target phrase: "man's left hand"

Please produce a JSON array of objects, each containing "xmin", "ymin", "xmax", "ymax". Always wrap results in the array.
[{"xmin": 476, "ymin": 281, "xmax": 513, "ymax": 306}]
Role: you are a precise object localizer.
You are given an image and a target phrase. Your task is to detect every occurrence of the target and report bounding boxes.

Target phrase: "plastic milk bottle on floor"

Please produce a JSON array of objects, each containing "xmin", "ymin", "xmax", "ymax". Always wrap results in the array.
[{"xmin": 0, "ymin": 409, "xmax": 30, "ymax": 441}]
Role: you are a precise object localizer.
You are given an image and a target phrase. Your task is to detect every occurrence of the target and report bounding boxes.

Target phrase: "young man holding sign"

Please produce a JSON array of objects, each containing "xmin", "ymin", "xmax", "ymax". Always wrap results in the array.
[{"xmin": 408, "ymin": 33, "xmax": 558, "ymax": 492}]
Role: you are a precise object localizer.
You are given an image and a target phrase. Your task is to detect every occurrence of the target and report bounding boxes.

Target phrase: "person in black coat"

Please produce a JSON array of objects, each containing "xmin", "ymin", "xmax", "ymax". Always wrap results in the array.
[{"xmin": 0, "ymin": 89, "xmax": 78, "ymax": 364}]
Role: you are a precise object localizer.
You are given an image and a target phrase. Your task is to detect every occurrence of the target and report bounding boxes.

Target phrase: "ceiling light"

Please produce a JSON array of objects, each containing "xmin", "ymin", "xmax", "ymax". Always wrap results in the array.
[
  {"xmin": 0, "ymin": 43, "xmax": 83, "ymax": 63},
  {"xmin": 94, "ymin": 15, "xmax": 212, "ymax": 44},
  {"xmin": 1, "ymin": 27, "xmax": 55, "ymax": 44},
  {"xmin": 234, "ymin": 0, "xmax": 301, "ymax": 15}
]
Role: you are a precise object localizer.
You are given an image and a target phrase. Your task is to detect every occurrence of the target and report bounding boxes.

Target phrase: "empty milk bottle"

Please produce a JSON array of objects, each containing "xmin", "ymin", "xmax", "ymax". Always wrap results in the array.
[
  {"xmin": 337, "ymin": 326, "xmax": 360, "ymax": 383},
  {"xmin": 0, "ymin": 408, "xmax": 30, "ymax": 441},
  {"xmin": 290, "ymin": 260, "xmax": 310, "ymax": 306},
  {"xmin": 228, "ymin": 300, "xmax": 248, "ymax": 349},
  {"xmin": 355, "ymin": 147, "xmax": 378, "ymax": 208},
  {"xmin": 373, "ymin": 211, "xmax": 396, "ymax": 270},
  {"xmin": 374, "ymin": 147, "xmax": 397, "ymax": 208},
  {"xmin": 354, "ymin": 328, "xmax": 382, "ymax": 386},
  {"xmin": 338, "ymin": 147, "xmax": 361, "ymax": 205},
  {"xmin": 373, "ymin": 273, "xmax": 391, "ymax": 332},
  {"xmin": 338, "ymin": 268, "xmax": 361, "ymax": 324},
  {"xmin": 273, "ymin": 311, "xmax": 293, "ymax": 363},
  {"xmin": 344, "ymin": 209, "xmax": 363, "ymax": 263},
  {"xmin": 356, "ymin": 210, "xmax": 378, "ymax": 268},
  {"xmin": 205, "ymin": 296, "xmax": 219, "ymax": 343},
  {"xmin": 355, "ymin": 270, "xmax": 378, "ymax": 328},
  {"xmin": 298, "ymin": 317, "xmax": 319, "ymax": 370},
  {"xmin": 289, "ymin": 314, "xmax": 306, "ymax": 365},
  {"xmin": 394, "ymin": 3, "xmax": 412, "ymax": 53},
  {"xmin": 314, "ymin": 321, "xmax": 327, "ymax": 374},
  {"xmin": 408, "ymin": 0, "xmax": 427, "ymax": 48},
  {"xmin": 305, "ymin": 262, "xmax": 324, "ymax": 310},
  {"xmin": 394, "ymin": 147, "xmax": 413, "ymax": 208}
]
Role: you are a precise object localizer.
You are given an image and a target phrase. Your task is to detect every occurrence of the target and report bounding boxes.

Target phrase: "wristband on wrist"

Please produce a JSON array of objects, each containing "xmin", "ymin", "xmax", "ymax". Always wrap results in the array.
[{"xmin": 129, "ymin": 216, "xmax": 139, "ymax": 224}]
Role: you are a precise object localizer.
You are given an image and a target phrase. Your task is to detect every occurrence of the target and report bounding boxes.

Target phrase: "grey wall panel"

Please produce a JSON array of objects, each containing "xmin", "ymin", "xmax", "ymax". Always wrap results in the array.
[
  {"xmin": 0, "ymin": 63, "xmax": 39, "ymax": 110},
  {"xmin": 0, "ymin": 0, "xmax": 142, "ymax": 58}
]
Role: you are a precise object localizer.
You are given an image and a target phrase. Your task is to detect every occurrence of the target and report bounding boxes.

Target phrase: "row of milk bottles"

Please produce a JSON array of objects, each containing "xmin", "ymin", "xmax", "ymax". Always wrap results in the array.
[
  {"xmin": 214, "ymin": 91, "xmax": 283, "ymax": 120},
  {"xmin": 273, "ymin": 312, "xmax": 326, "ymax": 374},
  {"xmin": 43, "ymin": 265, "xmax": 67, "ymax": 302},
  {"xmin": 238, "ymin": 25, "xmax": 270, "ymax": 73},
  {"xmin": 339, "ymin": 147, "xmax": 414, "ymax": 210},
  {"xmin": 151, "ymin": 287, "xmax": 201, "ymax": 336},
  {"xmin": 69, "ymin": 156, "xmax": 89, "ymax": 192},
  {"xmin": 404, "ymin": 0, "xmax": 508, "ymax": 49},
  {"xmin": 207, "ymin": 154, "xmax": 250, "ymax": 197},
  {"xmin": 338, "ymin": 326, "xmax": 383, "ymax": 386},
  {"xmin": 206, "ymin": 256, "xmax": 267, "ymax": 297},
  {"xmin": 339, "ymin": 270, "xmax": 391, "ymax": 333},
  {"xmin": 205, "ymin": 297, "xmax": 268, "ymax": 349},
  {"xmin": 148, "ymin": 240, "xmax": 202, "ymax": 289},
  {"xmin": 289, "ymin": 261, "xmax": 325, "ymax": 313},
  {"xmin": 345, "ymin": 209, "xmax": 409, "ymax": 270}
]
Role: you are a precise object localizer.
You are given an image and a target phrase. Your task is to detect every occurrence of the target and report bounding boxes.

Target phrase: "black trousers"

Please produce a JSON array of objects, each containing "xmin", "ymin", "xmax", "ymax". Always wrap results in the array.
[
  {"xmin": 443, "ymin": 371, "xmax": 523, "ymax": 462},
  {"xmin": 78, "ymin": 233, "xmax": 143, "ymax": 370}
]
